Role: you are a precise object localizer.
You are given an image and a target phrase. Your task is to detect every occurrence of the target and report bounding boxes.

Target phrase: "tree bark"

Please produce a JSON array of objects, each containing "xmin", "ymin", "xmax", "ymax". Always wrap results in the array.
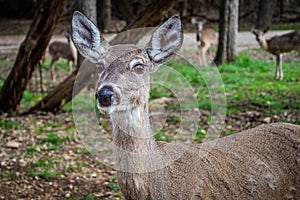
[
  {"xmin": 111, "ymin": 0, "xmax": 136, "ymax": 25},
  {"xmin": 256, "ymin": 0, "xmax": 274, "ymax": 30},
  {"xmin": 77, "ymin": 0, "xmax": 97, "ymax": 68},
  {"xmin": 111, "ymin": 0, "xmax": 177, "ymax": 45},
  {"xmin": 227, "ymin": 0, "xmax": 239, "ymax": 62},
  {"xmin": 103, "ymin": 0, "xmax": 111, "ymax": 31},
  {"xmin": 0, "ymin": 0, "xmax": 68, "ymax": 114},
  {"xmin": 26, "ymin": 0, "xmax": 177, "ymax": 114},
  {"xmin": 214, "ymin": 0, "xmax": 239, "ymax": 65}
]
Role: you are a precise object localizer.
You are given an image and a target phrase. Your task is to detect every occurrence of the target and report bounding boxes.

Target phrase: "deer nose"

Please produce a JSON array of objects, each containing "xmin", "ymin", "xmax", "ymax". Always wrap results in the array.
[{"xmin": 96, "ymin": 86, "xmax": 115, "ymax": 107}]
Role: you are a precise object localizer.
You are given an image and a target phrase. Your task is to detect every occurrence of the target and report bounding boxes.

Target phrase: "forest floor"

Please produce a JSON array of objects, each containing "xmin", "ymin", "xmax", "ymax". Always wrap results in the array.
[{"xmin": 0, "ymin": 20, "xmax": 300, "ymax": 199}]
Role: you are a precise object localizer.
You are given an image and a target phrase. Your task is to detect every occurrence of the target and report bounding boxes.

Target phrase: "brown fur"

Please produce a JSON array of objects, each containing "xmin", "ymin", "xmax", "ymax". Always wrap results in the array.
[
  {"xmin": 72, "ymin": 12, "xmax": 300, "ymax": 200},
  {"xmin": 48, "ymin": 32, "xmax": 77, "ymax": 81},
  {"xmin": 251, "ymin": 29, "xmax": 300, "ymax": 80},
  {"xmin": 191, "ymin": 18, "xmax": 217, "ymax": 66}
]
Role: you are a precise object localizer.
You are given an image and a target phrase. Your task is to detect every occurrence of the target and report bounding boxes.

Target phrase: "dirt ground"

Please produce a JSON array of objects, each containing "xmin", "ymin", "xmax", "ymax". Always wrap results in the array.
[{"xmin": 0, "ymin": 19, "xmax": 300, "ymax": 199}]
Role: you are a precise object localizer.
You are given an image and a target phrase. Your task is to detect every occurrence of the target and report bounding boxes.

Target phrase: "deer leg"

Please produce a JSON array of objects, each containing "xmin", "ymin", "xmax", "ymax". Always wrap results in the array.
[
  {"xmin": 275, "ymin": 55, "xmax": 279, "ymax": 80},
  {"xmin": 278, "ymin": 54, "xmax": 283, "ymax": 80},
  {"xmin": 197, "ymin": 48, "xmax": 204, "ymax": 66},
  {"xmin": 49, "ymin": 57, "xmax": 58, "ymax": 81},
  {"xmin": 68, "ymin": 60, "xmax": 72, "ymax": 74},
  {"xmin": 38, "ymin": 62, "xmax": 44, "ymax": 92},
  {"xmin": 201, "ymin": 43, "xmax": 211, "ymax": 66}
]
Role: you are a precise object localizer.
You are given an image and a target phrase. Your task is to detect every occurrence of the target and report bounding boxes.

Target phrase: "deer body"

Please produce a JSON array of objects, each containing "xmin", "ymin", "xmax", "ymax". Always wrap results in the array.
[
  {"xmin": 252, "ymin": 29, "xmax": 300, "ymax": 80},
  {"xmin": 191, "ymin": 18, "xmax": 217, "ymax": 66},
  {"xmin": 72, "ymin": 12, "xmax": 300, "ymax": 199},
  {"xmin": 48, "ymin": 32, "xmax": 77, "ymax": 81},
  {"xmin": 119, "ymin": 124, "xmax": 300, "ymax": 200}
]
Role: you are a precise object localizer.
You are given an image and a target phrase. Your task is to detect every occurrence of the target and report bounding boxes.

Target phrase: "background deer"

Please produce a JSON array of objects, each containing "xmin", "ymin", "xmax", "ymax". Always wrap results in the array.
[
  {"xmin": 48, "ymin": 31, "xmax": 77, "ymax": 81},
  {"xmin": 251, "ymin": 29, "xmax": 300, "ymax": 80},
  {"xmin": 72, "ymin": 11, "xmax": 300, "ymax": 199},
  {"xmin": 191, "ymin": 18, "xmax": 217, "ymax": 66}
]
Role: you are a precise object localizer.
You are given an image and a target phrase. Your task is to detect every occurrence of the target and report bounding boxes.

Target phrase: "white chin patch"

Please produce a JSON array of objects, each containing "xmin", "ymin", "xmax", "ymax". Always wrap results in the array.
[{"xmin": 108, "ymin": 104, "xmax": 135, "ymax": 114}]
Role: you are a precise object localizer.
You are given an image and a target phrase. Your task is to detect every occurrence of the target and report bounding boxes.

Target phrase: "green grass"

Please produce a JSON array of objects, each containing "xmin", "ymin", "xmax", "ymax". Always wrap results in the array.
[
  {"xmin": 238, "ymin": 23, "xmax": 300, "ymax": 32},
  {"xmin": 27, "ymin": 170, "xmax": 57, "ymax": 180},
  {"xmin": 34, "ymin": 121, "xmax": 63, "ymax": 134},
  {"xmin": 107, "ymin": 183, "xmax": 120, "ymax": 191},
  {"xmin": 154, "ymin": 129, "xmax": 174, "ymax": 142},
  {"xmin": 0, "ymin": 170, "xmax": 17, "ymax": 179},
  {"xmin": 38, "ymin": 132, "xmax": 67, "ymax": 151},
  {"xmin": 161, "ymin": 53, "xmax": 300, "ymax": 116},
  {"xmin": 27, "ymin": 157, "xmax": 58, "ymax": 180},
  {"xmin": 219, "ymin": 53, "xmax": 300, "ymax": 114},
  {"xmin": 20, "ymin": 90, "xmax": 44, "ymax": 108},
  {"xmin": 40, "ymin": 132, "xmax": 66, "ymax": 145},
  {"xmin": 0, "ymin": 120, "xmax": 21, "ymax": 129},
  {"xmin": 70, "ymin": 193, "xmax": 96, "ymax": 200},
  {"xmin": 26, "ymin": 146, "xmax": 37, "ymax": 154},
  {"xmin": 41, "ymin": 58, "xmax": 70, "ymax": 72},
  {"xmin": 194, "ymin": 128, "xmax": 207, "ymax": 143}
]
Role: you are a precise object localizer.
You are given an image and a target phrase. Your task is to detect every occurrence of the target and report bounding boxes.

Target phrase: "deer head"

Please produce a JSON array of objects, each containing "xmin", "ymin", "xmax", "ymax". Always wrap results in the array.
[
  {"xmin": 71, "ymin": 11, "xmax": 183, "ymax": 113},
  {"xmin": 191, "ymin": 17, "xmax": 207, "ymax": 32},
  {"xmin": 251, "ymin": 27, "xmax": 269, "ymax": 43}
]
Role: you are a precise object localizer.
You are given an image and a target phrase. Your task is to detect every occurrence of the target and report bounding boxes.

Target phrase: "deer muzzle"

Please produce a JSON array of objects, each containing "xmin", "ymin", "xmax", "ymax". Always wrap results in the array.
[{"xmin": 96, "ymin": 85, "xmax": 116, "ymax": 107}]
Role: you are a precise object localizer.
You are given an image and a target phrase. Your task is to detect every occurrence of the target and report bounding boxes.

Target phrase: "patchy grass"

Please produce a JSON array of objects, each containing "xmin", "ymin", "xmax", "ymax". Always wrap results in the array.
[
  {"xmin": 34, "ymin": 121, "xmax": 64, "ymax": 134},
  {"xmin": 154, "ymin": 129, "xmax": 174, "ymax": 142},
  {"xmin": 194, "ymin": 128, "xmax": 207, "ymax": 143},
  {"xmin": 27, "ymin": 157, "xmax": 58, "ymax": 180},
  {"xmin": 162, "ymin": 52, "xmax": 300, "ymax": 117},
  {"xmin": 27, "ymin": 170, "xmax": 57, "ymax": 180},
  {"xmin": 107, "ymin": 183, "xmax": 120, "ymax": 191},
  {"xmin": 0, "ymin": 120, "xmax": 21, "ymax": 129},
  {"xmin": 41, "ymin": 58, "xmax": 71, "ymax": 73},
  {"xmin": 38, "ymin": 132, "xmax": 67, "ymax": 151},
  {"xmin": 0, "ymin": 170, "xmax": 17, "ymax": 179},
  {"xmin": 20, "ymin": 90, "xmax": 44, "ymax": 109}
]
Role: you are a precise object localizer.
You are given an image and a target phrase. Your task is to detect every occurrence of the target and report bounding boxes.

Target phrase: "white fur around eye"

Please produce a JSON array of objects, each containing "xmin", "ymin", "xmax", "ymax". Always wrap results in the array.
[{"xmin": 129, "ymin": 58, "xmax": 144, "ymax": 69}]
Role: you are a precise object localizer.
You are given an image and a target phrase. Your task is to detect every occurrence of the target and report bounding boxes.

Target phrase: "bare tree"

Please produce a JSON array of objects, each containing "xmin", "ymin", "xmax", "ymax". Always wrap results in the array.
[
  {"xmin": 214, "ymin": 0, "xmax": 239, "ymax": 65},
  {"xmin": 0, "ymin": 0, "xmax": 69, "ymax": 113}
]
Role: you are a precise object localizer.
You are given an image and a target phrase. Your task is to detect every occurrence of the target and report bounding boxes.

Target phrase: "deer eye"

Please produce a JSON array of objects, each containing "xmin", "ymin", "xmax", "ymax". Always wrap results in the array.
[{"xmin": 132, "ymin": 64, "xmax": 144, "ymax": 74}]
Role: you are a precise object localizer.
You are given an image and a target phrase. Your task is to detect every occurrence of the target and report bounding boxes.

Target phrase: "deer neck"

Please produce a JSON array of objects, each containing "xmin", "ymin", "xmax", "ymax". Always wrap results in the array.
[
  {"xmin": 259, "ymin": 37, "xmax": 268, "ymax": 50},
  {"xmin": 110, "ymin": 103, "xmax": 157, "ymax": 153}
]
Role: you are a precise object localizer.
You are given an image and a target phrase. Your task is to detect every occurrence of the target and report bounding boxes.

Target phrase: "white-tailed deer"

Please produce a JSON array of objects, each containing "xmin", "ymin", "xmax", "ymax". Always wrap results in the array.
[
  {"xmin": 191, "ymin": 18, "xmax": 217, "ymax": 66},
  {"xmin": 48, "ymin": 31, "xmax": 77, "ymax": 81},
  {"xmin": 72, "ymin": 11, "xmax": 300, "ymax": 199},
  {"xmin": 251, "ymin": 29, "xmax": 300, "ymax": 80}
]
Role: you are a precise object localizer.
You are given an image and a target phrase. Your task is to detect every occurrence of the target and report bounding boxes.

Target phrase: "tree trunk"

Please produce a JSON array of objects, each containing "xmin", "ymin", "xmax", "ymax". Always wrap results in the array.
[
  {"xmin": 256, "ymin": 0, "xmax": 274, "ymax": 30},
  {"xmin": 214, "ymin": 0, "xmax": 239, "ymax": 65},
  {"xmin": 103, "ymin": 0, "xmax": 111, "ymax": 32},
  {"xmin": 0, "ymin": 0, "xmax": 68, "ymax": 114},
  {"xmin": 26, "ymin": 0, "xmax": 177, "ymax": 114},
  {"xmin": 77, "ymin": 0, "xmax": 97, "ymax": 68},
  {"xmin": 111, "ymin": 0, "xmax": 177, "ymax": 45},
  {"xmin": 179, "ymin": 0, "xmax": 188, "ymax": 17},
  {"xmin": 111, "ymin": 0, "xmax": 136, "ymax": 25},
  {"xmin": 227, "ymin": 0, "xmax": 239, "ymax": 62}
]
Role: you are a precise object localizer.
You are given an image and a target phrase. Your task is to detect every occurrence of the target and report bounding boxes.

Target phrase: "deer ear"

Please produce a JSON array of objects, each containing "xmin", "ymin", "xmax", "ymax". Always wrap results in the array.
[
  {"xmin": 263, "ymin": 27, "xmax": 269, "ymax": 34},
  {"xmin": 146, "ymin": 16, "xmax": 183, "ymax": 66},
  {"xmin": 72, "ymin": 11, "xmax": 108, "ymax": 64}
]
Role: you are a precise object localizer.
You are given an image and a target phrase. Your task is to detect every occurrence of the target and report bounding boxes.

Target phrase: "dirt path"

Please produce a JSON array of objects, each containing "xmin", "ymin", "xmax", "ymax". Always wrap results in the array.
[{"xmin": 0, "ymin": 30, "xmax": 294, "ymax": 60}]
